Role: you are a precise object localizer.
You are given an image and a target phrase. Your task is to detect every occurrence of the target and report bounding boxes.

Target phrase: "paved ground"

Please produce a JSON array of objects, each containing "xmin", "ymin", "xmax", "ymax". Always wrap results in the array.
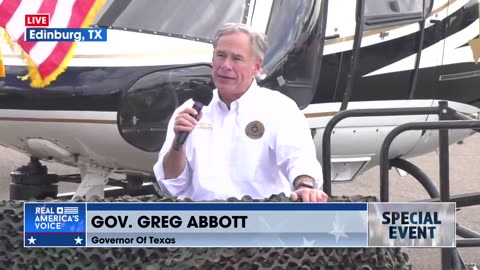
[{"xmin": 1, "ymin": 135, "xmax": 479, "ymax": 269}]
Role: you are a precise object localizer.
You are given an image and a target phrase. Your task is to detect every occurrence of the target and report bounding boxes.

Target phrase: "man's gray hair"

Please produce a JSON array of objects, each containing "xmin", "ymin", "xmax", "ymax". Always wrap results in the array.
[{"xmin": 212, "ymin": 23, "xmax": 268, "ymax": 60}]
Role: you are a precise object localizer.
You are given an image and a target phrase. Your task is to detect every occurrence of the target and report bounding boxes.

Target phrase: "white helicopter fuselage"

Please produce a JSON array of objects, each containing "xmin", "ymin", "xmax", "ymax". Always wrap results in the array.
[
  {"xmin": 1, "ymin": 0, "xmax": 480, "ymax": 195},
  {"xmin": 0, "ymin": 98, "xmax": 478, "ymax": 182}
]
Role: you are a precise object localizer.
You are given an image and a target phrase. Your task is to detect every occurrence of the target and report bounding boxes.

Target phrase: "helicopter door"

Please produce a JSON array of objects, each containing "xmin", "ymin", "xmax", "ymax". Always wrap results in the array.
[
  {"xmin": 259, "ymin": 0, "xmax": 327, "ymax": 109},
  {"xmin": 324, "ymin": 0, "xmax": 435, "ymax": 104}
]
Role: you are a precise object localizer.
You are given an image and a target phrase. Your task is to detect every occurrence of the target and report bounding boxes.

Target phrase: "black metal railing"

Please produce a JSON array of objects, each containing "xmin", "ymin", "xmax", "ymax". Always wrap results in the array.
[
  {"xmin": 378, "ymin": 104, "xmax": 480, "ymax": 270},
  {"xmin": 321, "ymin": 101, "xmax": 480, "ymax": 270},
  {"xmin": 322, "ymin": 106, "xmax": 439, "ymax": 195}
]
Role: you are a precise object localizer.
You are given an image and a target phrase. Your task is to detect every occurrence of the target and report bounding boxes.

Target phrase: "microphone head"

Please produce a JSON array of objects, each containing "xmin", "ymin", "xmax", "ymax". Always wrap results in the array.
[{"xmin": 192, "ymin": 85, "xmax": 214, "ymax": 106}]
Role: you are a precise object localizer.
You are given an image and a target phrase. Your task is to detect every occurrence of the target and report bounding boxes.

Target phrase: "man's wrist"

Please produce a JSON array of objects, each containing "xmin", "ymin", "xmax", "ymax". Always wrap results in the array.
[
  {"xmin": 293, "ymin": 175, "xmax": 316, "ymax": 190},
  {"xmin": 170, "ymin": 136, "xmax": 186, "ymax": 153}
]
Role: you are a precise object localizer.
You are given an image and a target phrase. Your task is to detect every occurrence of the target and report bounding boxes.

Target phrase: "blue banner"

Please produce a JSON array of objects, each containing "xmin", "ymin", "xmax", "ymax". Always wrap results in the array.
[
  {"xmin": 25, "ymin": 28, "xmax": 107, "ymax": 42},
  {"xmin": 25, "ymin": 233, "xmax": 86, "ymax": 247},
  {"xmin": 24, "ymin": 203, "xmax": 86, "ymax": 247},
  {"xmin": 24, "ymin": 202, "xmax": 456, "ymax": 248},
  {"xmin": 86, "ymin": 203, "xmax": 368, "ymax": 247},
  {"xmin": 86, "ymin": 202, "xmax": 367, "ymax": 211}
]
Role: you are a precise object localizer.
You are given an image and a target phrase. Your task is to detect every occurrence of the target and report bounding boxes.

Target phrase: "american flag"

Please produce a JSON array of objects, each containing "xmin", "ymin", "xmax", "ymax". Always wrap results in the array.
[{"xmin": 0, "ymin": 0, "xmax": 106, "ymax": 87}]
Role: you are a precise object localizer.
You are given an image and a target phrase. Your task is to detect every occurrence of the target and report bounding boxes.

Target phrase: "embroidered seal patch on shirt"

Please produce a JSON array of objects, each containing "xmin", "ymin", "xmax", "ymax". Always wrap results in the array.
[{"xmin": 245, "ymin": 121, "xmax": 265, "ymax": 139}]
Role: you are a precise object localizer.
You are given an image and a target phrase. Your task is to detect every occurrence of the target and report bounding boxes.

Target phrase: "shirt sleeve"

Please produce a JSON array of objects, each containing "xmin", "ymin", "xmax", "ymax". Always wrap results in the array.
[
  {"xmin": 153, "ymin": 100, "xmax": 193, "ymax": 197},
  {"xmin": 274, "ymin": 98, "xmax": 323, "ymax": 189}
]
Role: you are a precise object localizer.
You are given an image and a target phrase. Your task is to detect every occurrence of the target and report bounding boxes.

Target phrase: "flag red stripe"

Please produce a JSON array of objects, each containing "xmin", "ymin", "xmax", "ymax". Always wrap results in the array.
[
  {"xmin": 68, "ymin": 0, "xmax": 96, "ymax": 28},
  {"xmin": 38, "ymin": 0, "xmax": 96, "ymax": 78},
  {"xmin": 0, "ymin": 0, "xmax": 22, "ymax": 28},
  {"xmin": 18, "ymin": 0, "xmax": 59, "ymax": 54}
]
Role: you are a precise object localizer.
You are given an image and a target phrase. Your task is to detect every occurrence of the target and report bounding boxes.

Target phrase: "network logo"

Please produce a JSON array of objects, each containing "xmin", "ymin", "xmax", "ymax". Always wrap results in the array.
[{"xmin": 56, "ymin": 207, "xmax": 78, "ymax": 215}]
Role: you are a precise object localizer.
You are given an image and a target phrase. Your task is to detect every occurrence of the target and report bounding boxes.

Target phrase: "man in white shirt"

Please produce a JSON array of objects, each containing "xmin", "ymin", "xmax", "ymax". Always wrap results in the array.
[{"xmin": 153, "ymin": 23, "xmax": 328, "ymax": 202}]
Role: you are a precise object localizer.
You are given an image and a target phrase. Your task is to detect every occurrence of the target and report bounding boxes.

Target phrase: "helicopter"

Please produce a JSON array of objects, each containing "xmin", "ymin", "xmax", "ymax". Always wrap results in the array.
[{"xmin": 1, "ymin": 0, "xmax": 480, "ymax": 200}]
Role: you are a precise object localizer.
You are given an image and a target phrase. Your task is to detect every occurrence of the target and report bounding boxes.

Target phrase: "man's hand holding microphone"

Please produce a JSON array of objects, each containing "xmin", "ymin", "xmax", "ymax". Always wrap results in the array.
[{"xmin": 163, "ymin": 85, "xmax": 213, "ymax": 179}]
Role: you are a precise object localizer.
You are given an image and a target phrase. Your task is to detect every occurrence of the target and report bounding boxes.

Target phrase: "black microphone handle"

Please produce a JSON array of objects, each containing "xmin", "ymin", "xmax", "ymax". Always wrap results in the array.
[{"xmin": 173, "ymin": 102, "xmax": 203, "ymax": 151}]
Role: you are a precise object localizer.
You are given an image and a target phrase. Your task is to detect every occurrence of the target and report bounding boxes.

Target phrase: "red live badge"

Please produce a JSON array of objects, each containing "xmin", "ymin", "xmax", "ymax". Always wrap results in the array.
[{"xmin": 25, "ymin": 14, "xmax": 50, "ymax": 27}]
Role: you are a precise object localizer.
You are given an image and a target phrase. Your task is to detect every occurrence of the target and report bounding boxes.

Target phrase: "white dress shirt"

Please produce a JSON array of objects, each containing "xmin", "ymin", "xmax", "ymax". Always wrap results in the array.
[{"xmin": 153, "ymin": 80, "xmax": 323, "ymax": 201}]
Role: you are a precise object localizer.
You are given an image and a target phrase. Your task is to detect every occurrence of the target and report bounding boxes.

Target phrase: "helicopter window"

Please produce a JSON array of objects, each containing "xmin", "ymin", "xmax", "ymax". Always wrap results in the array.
[
  {"xmin": 260, "ymin": 0, "xmax": 316, "ymax": 109},
  {"xmin": 263, "ymin": 0, "xmax": 313, "ymax": 71},
  {"xmin": 118, "ymin": 65, "xmax": 213, "ymax": 152},
  {"xmin": 365, "ymin": 0, "xmax": 433, "ymax": 29},
  {"xmin": 94, "ymin": 0, "xmax": 249, "ymax": 41}
]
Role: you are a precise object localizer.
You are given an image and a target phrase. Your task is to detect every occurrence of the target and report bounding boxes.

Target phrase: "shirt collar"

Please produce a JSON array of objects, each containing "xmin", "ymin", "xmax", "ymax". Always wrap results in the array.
[{"xmin": 214, "ymin": 79, "xmax": 259, "ymax": 113}]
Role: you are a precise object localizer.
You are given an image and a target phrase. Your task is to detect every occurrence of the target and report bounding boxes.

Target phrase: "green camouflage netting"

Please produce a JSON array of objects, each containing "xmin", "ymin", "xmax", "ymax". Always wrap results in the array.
[{"xmin": 0, "ymin": 193, "xmax": 412, "ymax": 270}]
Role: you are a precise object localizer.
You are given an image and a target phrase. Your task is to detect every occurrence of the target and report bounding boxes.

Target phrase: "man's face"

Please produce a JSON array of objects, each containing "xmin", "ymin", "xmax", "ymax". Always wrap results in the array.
[{"xmin": 211, "ymin": 31, "xmax": 261, "ymax": 99}]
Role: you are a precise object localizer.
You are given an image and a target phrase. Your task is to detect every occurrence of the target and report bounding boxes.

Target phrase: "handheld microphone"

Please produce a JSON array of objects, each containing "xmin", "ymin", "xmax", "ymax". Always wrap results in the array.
[{"xmin": 173, "ymin": 85, "xmax": 214, "ymax": 151}]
